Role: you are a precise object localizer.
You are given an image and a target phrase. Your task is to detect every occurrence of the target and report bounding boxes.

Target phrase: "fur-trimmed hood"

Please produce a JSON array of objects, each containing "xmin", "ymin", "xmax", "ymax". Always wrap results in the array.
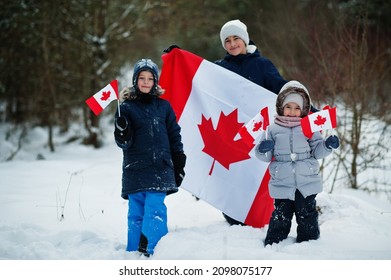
[
  {"xmin": 119, "ymin": 85, "xmax": 165, "ymax": 102},
  {"xmin": 276, "ymin": 81, "xmax": 311, "ymax": 117}
]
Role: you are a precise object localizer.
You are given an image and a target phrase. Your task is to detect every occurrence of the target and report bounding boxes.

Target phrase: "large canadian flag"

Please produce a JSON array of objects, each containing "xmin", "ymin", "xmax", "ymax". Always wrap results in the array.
[
  {"xmin": 86, "ymin": 80, "xmax": 119, "ymax": 116},
  {"xmin": 160, "ymin": 48, "xmax": 277, "ymax": 228}
]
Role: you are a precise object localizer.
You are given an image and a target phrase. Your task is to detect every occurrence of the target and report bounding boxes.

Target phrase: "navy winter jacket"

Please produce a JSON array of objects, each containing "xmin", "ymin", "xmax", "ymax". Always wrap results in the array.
[
  {"xmin": 114, "ymin": 96, "xmax": 184, "ymax": 199},
  {"xmin": 215, "ymin": 49, "xmax": 287, "ymax": 94}
]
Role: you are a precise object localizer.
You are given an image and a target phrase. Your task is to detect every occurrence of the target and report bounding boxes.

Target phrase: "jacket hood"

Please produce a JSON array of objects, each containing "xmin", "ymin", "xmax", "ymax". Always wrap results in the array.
[
  {"xmin": 276, "ymin": 81, "xmax": 311, "ymax": 117},
  {"xmin": 123, "ymin": 85, "xmax": 165, "ymax": 101}
]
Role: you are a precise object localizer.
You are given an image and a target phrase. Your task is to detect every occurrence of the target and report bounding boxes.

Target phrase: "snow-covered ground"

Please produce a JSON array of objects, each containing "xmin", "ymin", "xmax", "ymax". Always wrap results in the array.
[{"xmin": 0, "ymin": 118, "xmax": 390, "ymax": 279}]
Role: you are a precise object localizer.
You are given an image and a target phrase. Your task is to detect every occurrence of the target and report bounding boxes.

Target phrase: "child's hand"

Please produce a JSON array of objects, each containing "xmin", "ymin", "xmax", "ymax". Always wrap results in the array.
[
  {"xmin": 172, "ymin": 152, "xmax": 186, "ymax": 187},
  {"xmin": 258, "ymin": 140, "xmax": 274, "ymax": 153},
  {"xmin": 115, "ymin": 117, "xmax": 132, "ymax": 141},
  {"xmin": 115, "ymin": 116, "xmax": 128, "ymax": 131},
  {"xmin": 325, "ymin": 135, "xmax": 340, "ymax": 149},
  {"xmin": 163, "ymin": 45, "xmax": 181, "ymax": 53}
]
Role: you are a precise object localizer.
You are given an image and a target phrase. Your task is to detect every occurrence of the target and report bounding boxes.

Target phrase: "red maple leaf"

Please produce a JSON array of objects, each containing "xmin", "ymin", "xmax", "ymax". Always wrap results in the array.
[
  {"xmin": 313, "ymin": 114, "xmax": 326, "ymax": 126},
  {"xmin": 252, "ymin": 120, "xmax": 263, "ymax": 132},
  {"xmin": 100, "ymin": 91, "xmax": 111, "ymax": 101},
  {"xmin": 198, "ymin": 109, "xmax": 254, "ymax": 175}
]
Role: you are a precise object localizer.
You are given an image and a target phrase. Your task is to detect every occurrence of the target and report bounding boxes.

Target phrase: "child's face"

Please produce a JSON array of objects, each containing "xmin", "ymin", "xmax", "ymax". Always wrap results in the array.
[
  {"xmin": 224, "ymin": 35, "xmax": 247, "ymax": 56},
  {"xmin": 283, "ymin": 102, "xmax": 302, "ymax": 117},
  {"xmin": 137, "ymin": 70, "xmax": 154, "ymax": 94}
]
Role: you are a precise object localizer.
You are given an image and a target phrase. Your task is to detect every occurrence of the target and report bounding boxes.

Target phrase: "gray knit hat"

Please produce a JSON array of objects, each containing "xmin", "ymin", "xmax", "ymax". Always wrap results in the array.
[{"xmin": 282, "ymin": 93, "xmax": 304, "ymax": 110}]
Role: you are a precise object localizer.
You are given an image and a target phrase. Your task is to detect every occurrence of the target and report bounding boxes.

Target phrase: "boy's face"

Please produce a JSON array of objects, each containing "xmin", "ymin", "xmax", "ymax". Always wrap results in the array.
[
  {"xmin": 283, "ymin": 102, "xmax": 302, "ymax": 117},
  {"xmin": 137, "ymin": 70, "xmax": 154, "ymax": 94},
  {"xmin": 224, "ymin": 35, "xmax": 247, "ymax": 56}
]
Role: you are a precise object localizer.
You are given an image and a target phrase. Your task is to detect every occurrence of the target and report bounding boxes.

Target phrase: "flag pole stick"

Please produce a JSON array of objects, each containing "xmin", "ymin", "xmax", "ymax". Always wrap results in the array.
[
  {"xmin": 117, "ymin": 99, "xmax": 121, "ymax": 117},
  {"xmin": 265, "ymin": 126, "xmax": 268, "ymax": 140},
  {"xmin": 263, "ymin": 126, "xmax": 269, "ymax": 156}
]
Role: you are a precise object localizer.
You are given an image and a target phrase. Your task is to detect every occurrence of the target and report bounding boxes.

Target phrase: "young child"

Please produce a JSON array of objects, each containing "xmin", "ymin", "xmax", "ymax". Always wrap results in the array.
[
  {"xmin": 114, "ymin": 58, "xmax": 186, "ymax": 256},
  {"xmin": 255, "ymin": 80, "xmax": 339, "ymax": 246}
]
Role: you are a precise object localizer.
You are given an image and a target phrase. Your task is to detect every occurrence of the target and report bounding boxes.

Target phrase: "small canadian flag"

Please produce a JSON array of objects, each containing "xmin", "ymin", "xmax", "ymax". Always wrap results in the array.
[
  {"xmin": 85, "ymin": 80, "xmax": 119, "ymax": 116},
  {"xmin": 301, "ymin": 106, "xmax": 337, "ymax": 138},
  {"xmin": 238, "ymin": 106, "xmax": 270, "ymax": 147}
]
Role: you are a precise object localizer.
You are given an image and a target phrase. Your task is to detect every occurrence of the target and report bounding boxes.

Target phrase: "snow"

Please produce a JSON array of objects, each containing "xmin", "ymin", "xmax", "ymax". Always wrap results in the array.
[{"xmin": 0, "ymin": 117, "xmax": 390, "ymax": 279}]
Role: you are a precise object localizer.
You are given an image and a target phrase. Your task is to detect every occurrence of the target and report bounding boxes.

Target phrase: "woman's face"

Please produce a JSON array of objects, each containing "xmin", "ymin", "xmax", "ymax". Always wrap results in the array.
[
  {"xmin": 283, "ymin": 102, "xmax": 302, "ymax": 117},
  {"xmin": 137, "ymin": 70, "xmax": 154, "ymax": 94},
  {"xmin": 224, "ymin": 35, "xmax": 247, "ymax": 56}
]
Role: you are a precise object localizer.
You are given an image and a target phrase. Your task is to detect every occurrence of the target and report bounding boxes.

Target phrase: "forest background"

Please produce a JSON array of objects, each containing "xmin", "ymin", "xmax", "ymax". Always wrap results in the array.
[{"xmin": 1, "ymin": 0, "xmax": 390, "ymax": 197}]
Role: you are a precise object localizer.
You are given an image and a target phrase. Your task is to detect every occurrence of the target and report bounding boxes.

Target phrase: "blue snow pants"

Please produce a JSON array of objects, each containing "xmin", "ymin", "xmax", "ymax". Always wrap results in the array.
[
  {"xmin": 264, "ymin": 190, "xmax": 320, "ymax": 246},
  {"xmin": 127, "ymin": 191, "xmax": 168, "ymax": 255}
]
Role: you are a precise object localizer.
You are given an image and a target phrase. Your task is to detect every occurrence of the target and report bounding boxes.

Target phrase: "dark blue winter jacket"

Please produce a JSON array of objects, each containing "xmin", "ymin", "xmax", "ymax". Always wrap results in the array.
[
  {"xmin": 216, "ymin": 48, "xmax": 287, "ymax": 94},
  {"xmin": 115, "ymin": 96, "xmax": 184, "ymax": 199}
]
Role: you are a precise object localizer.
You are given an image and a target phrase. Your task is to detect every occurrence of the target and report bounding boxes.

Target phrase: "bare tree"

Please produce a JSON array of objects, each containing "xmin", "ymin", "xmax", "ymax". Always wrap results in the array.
[
  {"xmin": 300, "ymin": 7, "xmax": 391, "ymax": 192},
  {"xmin": 254, "ymin": 1, "xmax": 391, "ymax": 193},
  {"xmin": 80, "ymin": 0, "xmax": 169, "ymax": 147}
]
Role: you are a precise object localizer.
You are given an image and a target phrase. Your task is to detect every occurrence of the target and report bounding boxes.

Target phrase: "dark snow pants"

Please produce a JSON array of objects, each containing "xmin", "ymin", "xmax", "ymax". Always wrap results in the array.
[
  {"xmin": 264, "ymin": 190, "xmax": 319, "ymax": 246},
  {"xmin": 127, "ymin": 192, "xmax": 168, "ymax": 255}
]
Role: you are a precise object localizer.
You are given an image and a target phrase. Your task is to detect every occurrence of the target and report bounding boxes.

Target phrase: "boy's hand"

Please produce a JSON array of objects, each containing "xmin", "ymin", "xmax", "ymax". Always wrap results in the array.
[
  {"xmin": 115, "ymin": 116, "xmax": 128, "ymax": 131},
  {"xmin": 172, "ymin": 152, "xmax": 186, "ymax": 187},
  {"xmin": 114, "ymin": 117, "xmax": 132, "ymax": 142},
  {"xmin": 163, "ymin": 45, "xmax": 181, "ymax": 53}
]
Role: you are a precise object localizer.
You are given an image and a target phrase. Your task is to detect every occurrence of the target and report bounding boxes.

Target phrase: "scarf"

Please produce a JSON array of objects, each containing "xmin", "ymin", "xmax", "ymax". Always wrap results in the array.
[{"xmin": 274, "ymin": 115, "xmax": 302, "ymax": 127}]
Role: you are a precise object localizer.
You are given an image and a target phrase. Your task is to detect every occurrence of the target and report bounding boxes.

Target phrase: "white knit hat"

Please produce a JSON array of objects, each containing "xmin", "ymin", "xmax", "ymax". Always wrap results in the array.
[
  {"xmin": 282, "ymin": 93, "xmax": 304, "ymax": 110},
  {"xmin": 220, "ymin": 19, "xmax": 249, "ymax": 49}
]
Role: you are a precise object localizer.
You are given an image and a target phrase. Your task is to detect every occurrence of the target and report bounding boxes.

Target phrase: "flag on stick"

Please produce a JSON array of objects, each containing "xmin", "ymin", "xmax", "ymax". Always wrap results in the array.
[
  {"xmin": 160, "ymin": 48, "xmax": 277, "ymax": 228},
  {"xmin": 238, "ymin": 106, "xmax": 270, "ymax": 147},
  {"xmin": 86, "ymin": 80, "xmax": 118, "ymax": 116},
  {"xmin": 301, "ymin": 107, "xmax": 337, "ymax": 138}
]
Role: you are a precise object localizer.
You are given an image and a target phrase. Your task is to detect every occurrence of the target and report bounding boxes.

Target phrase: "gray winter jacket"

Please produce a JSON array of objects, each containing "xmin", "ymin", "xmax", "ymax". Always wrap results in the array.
[{"xmin": 255, "ymin": 124, "xmax": 332, "ymax": 200}]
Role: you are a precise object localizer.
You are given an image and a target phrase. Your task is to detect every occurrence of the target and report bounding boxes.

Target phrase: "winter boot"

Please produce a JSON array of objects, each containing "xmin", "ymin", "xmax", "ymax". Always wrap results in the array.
[{"xmin": 138, "ymin": 233, "xmax": 151, "ymax": 257}]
